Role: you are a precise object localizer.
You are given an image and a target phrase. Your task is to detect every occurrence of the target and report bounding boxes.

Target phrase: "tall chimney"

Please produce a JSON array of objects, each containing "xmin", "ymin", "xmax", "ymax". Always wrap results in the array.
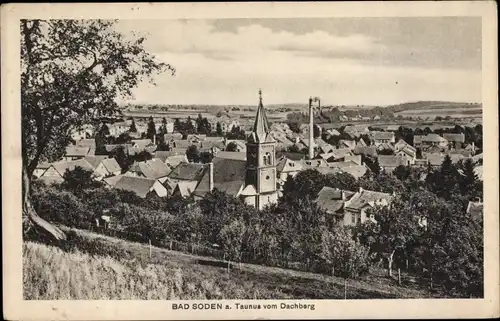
[
  {"xmin": 308, "ymin": 97, "xmax": 314, "ymax": 160},
  {"xmin": 153, "ymin": 134, "xmax": 156, "ymax": 145},
  {"xmin": 209, "ymin": 162, "xmax": 214, "ymax": 192}
]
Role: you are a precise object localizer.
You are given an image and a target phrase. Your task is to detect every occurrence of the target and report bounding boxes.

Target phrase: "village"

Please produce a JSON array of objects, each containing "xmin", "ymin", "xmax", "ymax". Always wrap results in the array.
[{"xmin": 33, "ymin": 91, "xmax": 483, "ymax": 228}]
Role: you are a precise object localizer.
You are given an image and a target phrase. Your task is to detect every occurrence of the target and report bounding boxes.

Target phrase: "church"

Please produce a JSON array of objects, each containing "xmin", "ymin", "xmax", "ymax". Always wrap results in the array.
[{"xmin": 240, "ymin": 90, "xmax": 279, "ymax": 210}]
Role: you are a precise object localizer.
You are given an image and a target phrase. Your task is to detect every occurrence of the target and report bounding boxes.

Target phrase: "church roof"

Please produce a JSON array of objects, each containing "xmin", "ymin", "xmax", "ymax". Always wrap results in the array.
[{"xmin": 248, "ymin": 90, "xmax": 274, "ymax": 144}]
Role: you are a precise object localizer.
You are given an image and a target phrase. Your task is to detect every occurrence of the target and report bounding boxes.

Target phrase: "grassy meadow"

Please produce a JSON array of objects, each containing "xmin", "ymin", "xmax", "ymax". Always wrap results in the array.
[{"xmin": 23, "ymin": 227, "xmax": 440, "ymax": 300}]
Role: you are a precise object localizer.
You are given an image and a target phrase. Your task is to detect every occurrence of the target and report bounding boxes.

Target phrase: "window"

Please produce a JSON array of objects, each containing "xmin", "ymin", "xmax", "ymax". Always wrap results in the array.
[
  {"xmin": 264, "ymin": 152, "xmax": 272, "ymax": 165},
  {"xmin": 351, "ymin": 214, "xmax": 356, "ymax": 224}
]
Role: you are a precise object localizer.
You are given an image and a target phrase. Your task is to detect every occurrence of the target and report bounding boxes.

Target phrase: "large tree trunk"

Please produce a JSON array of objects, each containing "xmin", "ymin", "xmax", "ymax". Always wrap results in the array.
[
  {"xmin": 22, "ymin": 165, "xmax": 66, "ymax": 242},
  {"xmin": 387, "ymin": 250, "xmax": 395, "ymax": 277}
]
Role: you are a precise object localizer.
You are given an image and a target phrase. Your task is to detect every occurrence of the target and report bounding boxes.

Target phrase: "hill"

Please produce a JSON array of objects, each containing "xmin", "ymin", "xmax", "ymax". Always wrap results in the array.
[{"xmin": 23, "ymin": 227, "xmax": 440, "ymax": 300}]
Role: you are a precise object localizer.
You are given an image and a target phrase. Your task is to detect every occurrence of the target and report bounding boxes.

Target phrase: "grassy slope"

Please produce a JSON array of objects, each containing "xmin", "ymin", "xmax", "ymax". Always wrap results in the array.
[{"xmin": 24, "ymin": 227, "xmax": 439, "ymax": 300}]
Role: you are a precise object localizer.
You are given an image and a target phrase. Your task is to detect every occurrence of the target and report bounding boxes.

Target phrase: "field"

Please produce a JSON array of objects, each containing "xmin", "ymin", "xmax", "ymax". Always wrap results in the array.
[
  {"xmin": 394, "ymin": 103, "xmax": 482, "ymax": 118},
  {"xmin": 23, "ymin": 227, "xmax": 442, "ymax": 300}
]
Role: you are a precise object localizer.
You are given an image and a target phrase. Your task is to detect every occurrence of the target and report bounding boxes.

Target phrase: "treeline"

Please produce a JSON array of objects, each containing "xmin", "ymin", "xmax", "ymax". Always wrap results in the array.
[{"xmin": 29, "ymin": 151, "xmax": 483, "ymax": 298}]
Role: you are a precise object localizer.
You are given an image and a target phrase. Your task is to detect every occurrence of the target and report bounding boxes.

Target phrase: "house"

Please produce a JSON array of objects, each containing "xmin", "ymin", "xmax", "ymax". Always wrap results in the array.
[
  {"xmin": 343, "ymin": 187, "xmax": 392, "ymax": 226},
  {"xmin": 443, "ymin": 133, "xmax": 465, "ymax": 149},
  {"xmin": 39, "ymin": 159, "xmax": 95, "ymax": 184},
  {"xmin": 33, "ymin": 162, "xmax": 52, "ymax": 179},
  {"xmin": 426, "ymin": 153, "xmax": 446, "ymax": 167},
  {"xmin": 167, "ymin": 162, "xmax": 207, "ymax": 192},
  {"xmin": 216, "ymin": 151, "xmax": 247, "ymax": 161},
  {"xmin": 373, "ymin": 115, "xmax": 381, "ymax": 121},
  {"xmin": 113, "ymin": 176, "xmax": 168, "ymax": 198},
  {"xmin": 64, "ymin": 146, "xmax": 90, "ymax": 161},
  {"xmin": 76, "ymin": 138, "xmax": 96, "ymax": 149},
  {"xmin": 107, "ymin": 122, "xmax": 129, "ymax": 137},
  {"xmin": 276, "ymin": 156, "xmax": 303, "ymax": 192},
  {"xmin": 369, "ymin": 131, "xmax": 395, "ymax": 146},
  {"xmin": 338, "ymin": 139, "xmax": 356, "ymax": 150},
  {"xmin": 394, "ymin": 139, "xmax": 413, "ymax": 152},
  {"xmin": 316, "ymin": 187, "xmax": 356, "ymax": 225},
  {"xmin": 395, "ymin": 146, "xmax": 417, "ymax": 165},
  {"xmin": 353, "ymin": 146, "xmax": 378, "ymax": 158},
  {"xmin": 464, "ymin": 143, "xmax": 477, "ymax": 155},
  {"xmin": 70, "ymin": 124, "xmax": 94, "ymax": 140},
  {"xmin": 301, "ymin": 158, "xmax": 329, "ymax": 168},
  {"xmin": 377, "ymin": 155, "xmax": 407, "ymax": 172},
  {"xmin": 103, "ymin": 174, "xmax": 124, "ymax": 187},
  {"xmin": 224, "ymin": 139, "xmax": 247, "ymax": 152},
  {"xmin": 154, "ymin": 151, "xmax": 181, "ymax": 163},
  {"xmin": 344, "ymin": 154, "xmax": 363, "ymax": 165},
  {"xmin": 164, "ymin": 133, "xmax": 183, "ymax": 142},
  {"xmin": 324, "ymin": 161, "xmax": 368, "ymax": 179},
  {"xmin": 376, "ymin": 143, "xmax": 395, "ymax": 153},
  {"xmin": 413, "ymin": 134, "xmax": 448, "ymax": 149},
  {"xmin": 125, "ymin": 159, "xmax": 171, "ymax": 183},
  {"xmin": 84, "ymin": 156, "xmax": 122, "ymax": 179},
  {"xmin": 356, "ymin": 138, "xmax": 368, "ymax": 148},
  {"xmin": 386, "ymin": 125, "xmax": 401, "ymax": 132},
  {"xmin": 192, "ymin": 157, "xmax": 247, "ymax": 200},
  {"xmin": 320, "ymin": 148, "xmax": 353, "ymax": 163}
]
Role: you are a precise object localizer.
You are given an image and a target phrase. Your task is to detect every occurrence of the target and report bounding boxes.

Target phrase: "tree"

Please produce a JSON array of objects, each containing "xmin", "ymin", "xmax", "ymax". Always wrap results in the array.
[
  {"xmin": 146, "ymin": 116, "xmax": 156, "ymax": 141},
  {"xmin": 216, "ymin": 122, "xmax": 223, "ymax": 136},
  {"xmin": 60, "ymin": 166, "xmax": 104, "ymax": 194},
  {"xmin": 226, "ymin": 142, "xmax": 238, "ymax": 152},
  {"xmin": 129, "ymin": 118, "xmax": 138, "ymax": 133},
  {"xmin": 21, "ymin": 19, "xmax": 173, "ymax": 239},
  {"xmin": 362, "ymin": 194, "xmax": 421, "ymax": 277},
  {"xmin": 174, "ymin": 118, "xmax": 182, "ymax": 132},
  {"xmin": 313, "ymin": 124, "xmax": 321, "ymax": 139},
  {"xmin": 186, "ymin": 145, "xmax": 200, "ymax": 163},
  {"xmin": 159, "ymin": 117, "xmax": 169, "ymax": 135},
  {"xmin": 459, "ymin": 158, "xmax": 480, "ymax": 199},
  {"xmin": 394, "ymin": 165, "xmax": 411, "ymax": 181},
  {"xmin": 287, "ymin": 121, "xmax": 301, "ymax": 133},
  {"xmin": 113, "ymin": 145, "xmax": 132, "ymax": 173},
  {"xmin": 319, "ymin": 226, "xmax": 370, "ymax": 279},
  {"xmin": 219, "ymin": 218, "xmax": 247, "ymax": 271}
]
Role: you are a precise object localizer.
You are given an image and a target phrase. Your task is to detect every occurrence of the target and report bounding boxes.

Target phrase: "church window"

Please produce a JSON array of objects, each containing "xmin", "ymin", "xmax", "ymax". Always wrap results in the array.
[{"xmin": 264, "ymin": 152, "xmax": 272, "ymax": 165}]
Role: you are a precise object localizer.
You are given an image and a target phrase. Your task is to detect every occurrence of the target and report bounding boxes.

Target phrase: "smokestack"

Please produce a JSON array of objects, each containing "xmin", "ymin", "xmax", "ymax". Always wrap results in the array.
[
  {"xmin": 309, "ymin": 97, "xmax": 314, "ymax": 160},
  {"xmin": 209, "ymin": 162, "xmax": 214, "ymax": 192},
  {"xmin": 153, "ymin": 134, "xmax": 156, "ymax": 145}
]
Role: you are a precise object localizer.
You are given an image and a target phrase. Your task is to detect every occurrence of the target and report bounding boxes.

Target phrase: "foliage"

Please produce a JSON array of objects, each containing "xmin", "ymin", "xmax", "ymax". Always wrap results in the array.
[
  {"xmin": 60, "ymin": 167, "xmax": 104, "ymax": 193},
  {"xmin": 186, "ymin": 145, "xmax": 200, "ymax": 163},
  {"xmin": 225, "ymin": 142, "xmax": 238, "ymax": 152},
  {"xmin": 146, "ymin": 116, "xmax": 156, "ymax": 140}
]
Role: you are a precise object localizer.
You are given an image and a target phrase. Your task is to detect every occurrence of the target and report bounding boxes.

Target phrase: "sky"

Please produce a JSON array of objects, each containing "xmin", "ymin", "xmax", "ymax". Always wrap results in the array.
[{"xmin": 114, "ymin": 17, "xmax": 482, "ymax": 106}]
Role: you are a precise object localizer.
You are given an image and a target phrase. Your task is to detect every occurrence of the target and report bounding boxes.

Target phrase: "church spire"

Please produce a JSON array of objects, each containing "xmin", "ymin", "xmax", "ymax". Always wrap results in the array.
[{"xmin": 251, "ymin": 89, "xmax": 271, "ymax": 143}]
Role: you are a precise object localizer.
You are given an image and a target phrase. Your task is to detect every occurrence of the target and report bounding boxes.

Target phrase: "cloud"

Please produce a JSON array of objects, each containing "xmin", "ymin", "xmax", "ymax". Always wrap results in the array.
[{"xmin": 113, "ymin": 19, "xmax": 481, "ymax": 106}]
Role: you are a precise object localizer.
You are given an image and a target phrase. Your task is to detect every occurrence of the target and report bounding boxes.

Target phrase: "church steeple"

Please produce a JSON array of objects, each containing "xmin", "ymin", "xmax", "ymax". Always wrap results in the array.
[{"xmin": 249, "ymin": 89, "xmax": 273, "ymax": 143}]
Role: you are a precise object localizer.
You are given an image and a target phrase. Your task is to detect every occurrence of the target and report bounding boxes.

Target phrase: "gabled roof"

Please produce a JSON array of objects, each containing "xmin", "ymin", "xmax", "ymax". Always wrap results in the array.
[
  {"xmin": 443, "ymin": 133, "xmax": 465, "ymax": 143},
  {"xmin": 103, "ymin": 174, "xmax": 124, "ymax": 187},
  {"xmin": 193, "ymin": 157, "xmax": 247, "ymax": 198},
  {"xmin": 316, "ymin": 186, "xmax": 355, "ymax": 214},
  {"xmin": 370, "ymin": 131, "xmax": 394, "ymax": 141},
  {"xmin": 114, "ymin": 176, "xmax": 158, "ymax": 198},
  {"xmin": 216, "ymin": 151, "xmax": 247, "ymax": 161},
  {"xmin": 75, "ymin": 139, "xmax": 96, "ymax": 148},
  {"xmin": 154, "ymin": 151, "xmax": 181, "ymax": 162},
  {"xmin": 146, "ymin": 158, "xmax": 172, "ymax": 178},
  {"xmin": 174, "ymin": 181, "xmax": 199, "ymax": 198},
  {"xmin": 240, "ymin": 184, "xmax": 258, "ymax": 196},
  {"xmin": 424, "ymin": 133, "xmax": 448, "ymax": 143},
  {"xmin": 339, "ymin": 139, "xmax": 356, "ymax": 149},
  {"xmin": 83, "ymin": 155, "xmax": 109, "ymax": 169},
  {"xmin": 65, "ymin": 146, "xmax": 90, "ymax": 157},
  {"xmin": 165, "ymin": 155, "xmax": 188, "ymax": 168},
  {"xmin": 425, "ymin": 153, "xmax": 445, "ymax": 166},
  {"xmin": 377, "ymin": 155, "xmax": 406, "ymax": 168},
  {"xmin": 52, "ymin": 159, "xmax": 95, "ymax": 176},
  {"xmin": 276, "ymin": 156, "xmax": 303, "ymax": 173},
  {"xmin": 325, "ymin": 162, "xmax": 368, "ymax": 179},
  {"xmin": 345, "ymin": 188, "xmax": 392, "ymax": 211},
  {"xmin": 168, "ymin": 162, "xmax": 207, "ymax": 181}
]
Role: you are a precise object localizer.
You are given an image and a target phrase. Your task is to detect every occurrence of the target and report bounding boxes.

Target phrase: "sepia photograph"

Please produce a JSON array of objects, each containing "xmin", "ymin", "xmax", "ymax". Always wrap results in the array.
[{"xmin": 2, "ymin": 1, "xmax": 499, "ymax": 320}]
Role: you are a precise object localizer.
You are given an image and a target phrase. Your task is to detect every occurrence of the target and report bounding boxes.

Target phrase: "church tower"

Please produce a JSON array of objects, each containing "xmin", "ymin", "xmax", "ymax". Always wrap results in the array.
[{"xmin": 240, "ymin": 90, "xmax": 278, "ymax": 210}]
